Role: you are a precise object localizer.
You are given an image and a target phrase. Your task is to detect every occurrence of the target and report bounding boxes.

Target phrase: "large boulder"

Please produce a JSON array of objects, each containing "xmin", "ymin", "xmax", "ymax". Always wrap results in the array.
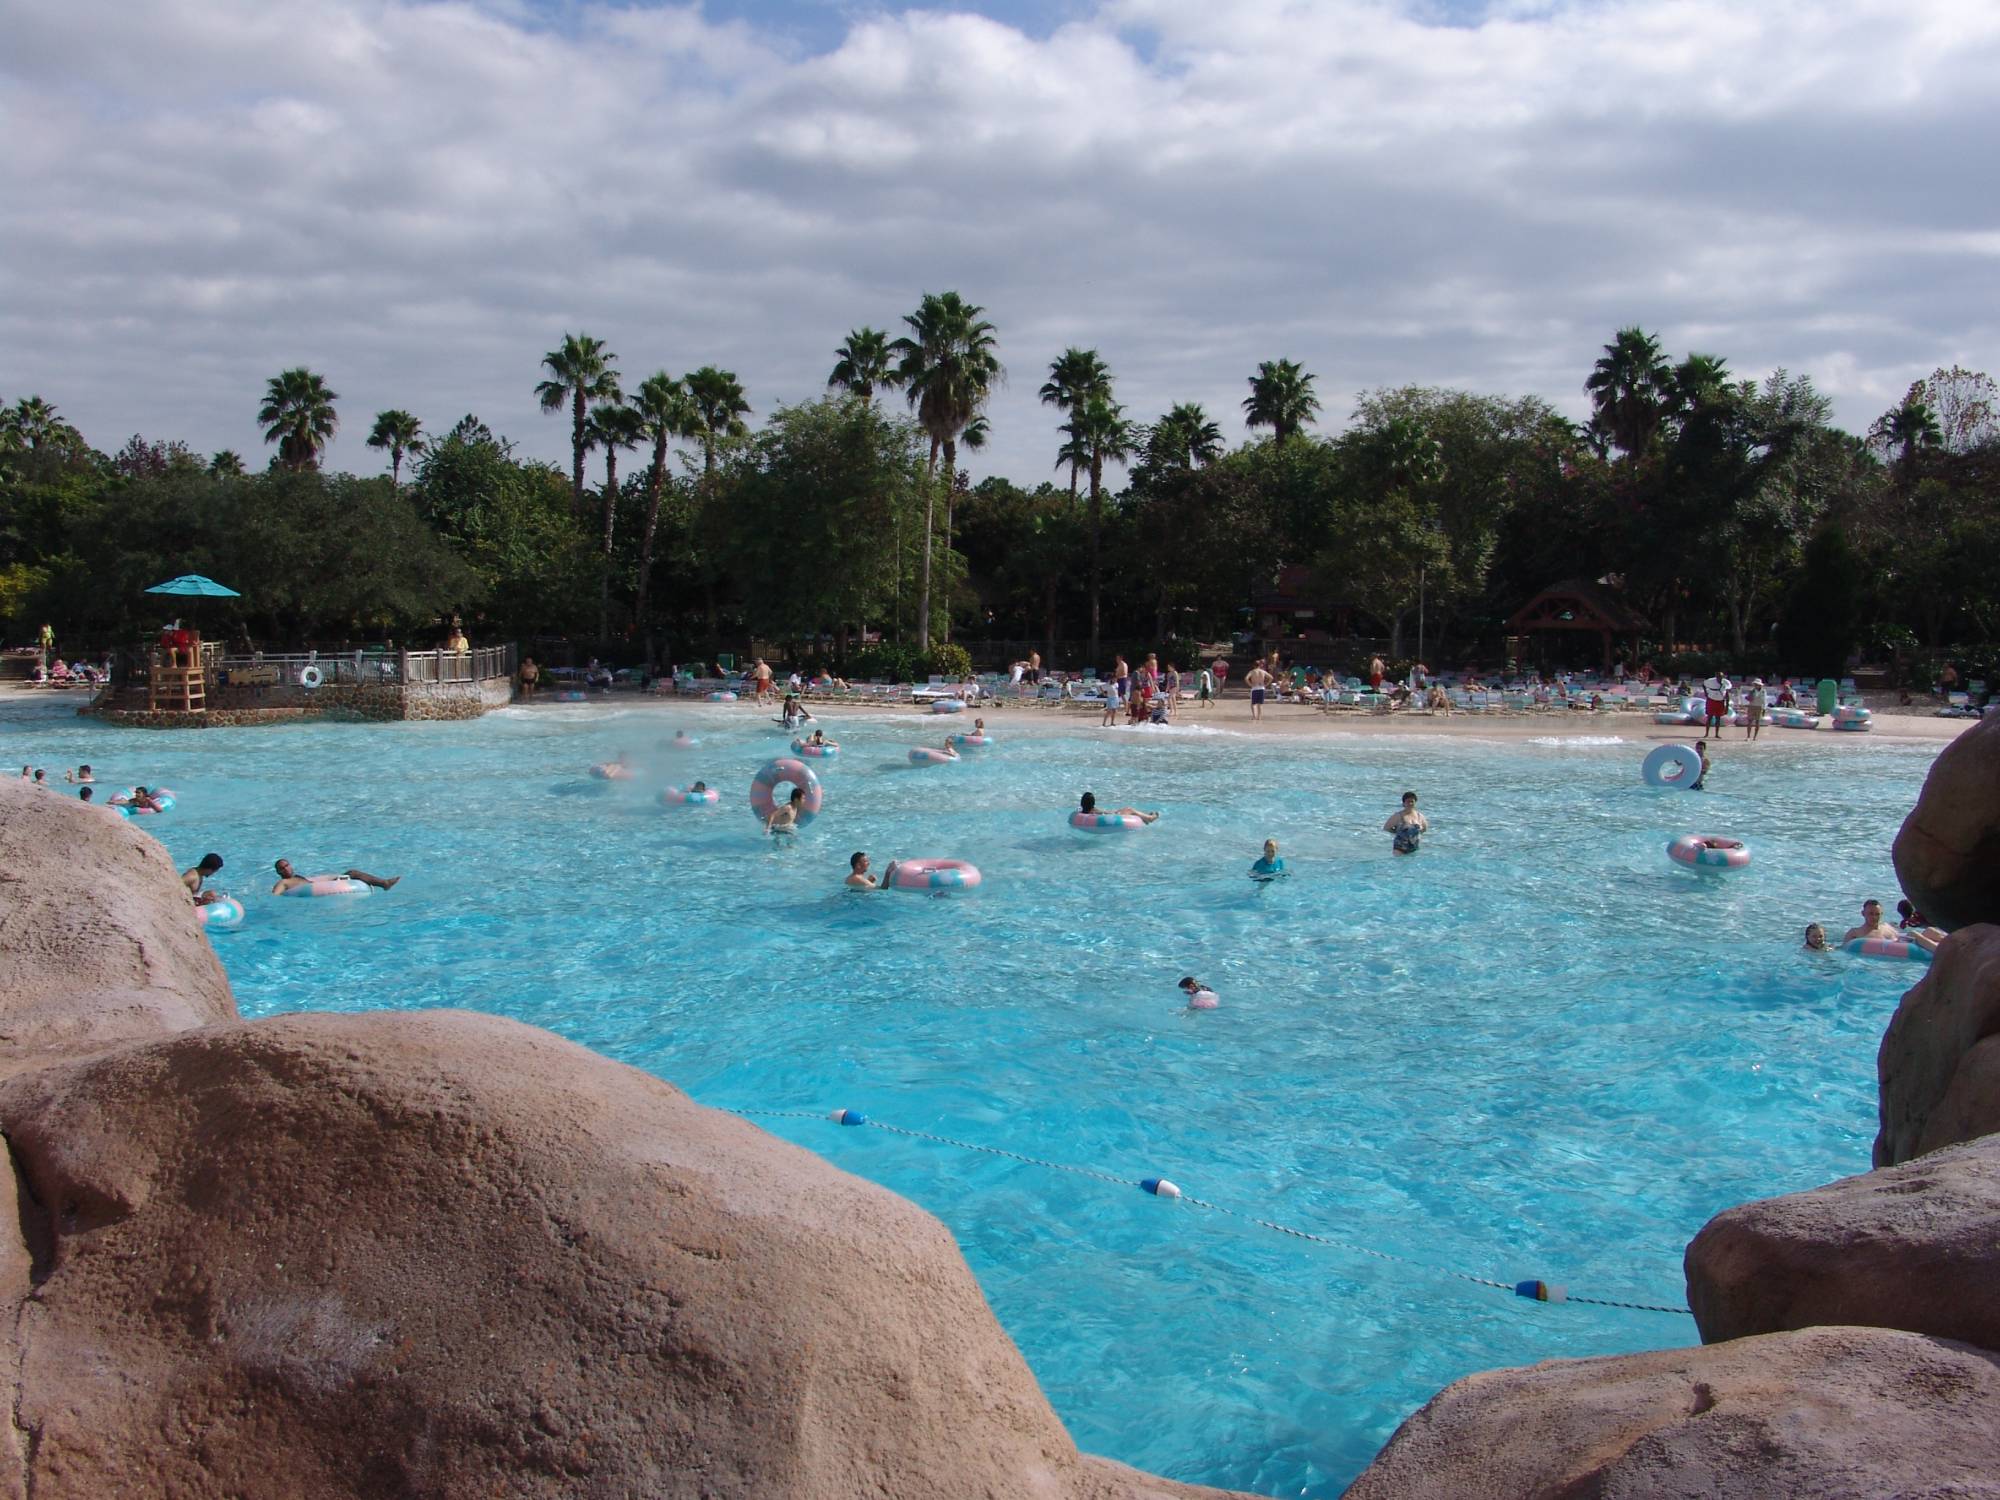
[
  {"xmin": 1343, "ymin": 1325, "xmax": 2000, "ymax": 1500},
  {"xmin": 0, "ymin": 779, "xmax": 235, "ymax": 1077},
  {"xmin": 0, "ymin": 1010, "xmax": 1246, "ymax": 1500},
  {"xmin": 1685, "ymin": 1135, "xmax": 2000, "ymax": 1349},
  {"xmin": 1874, "ymin": 924, "xmax": 2000, "ymax": 1165},
  {"xmin": 1894, "ymin": 711, "xmax": 2000, "ymax": 931}
]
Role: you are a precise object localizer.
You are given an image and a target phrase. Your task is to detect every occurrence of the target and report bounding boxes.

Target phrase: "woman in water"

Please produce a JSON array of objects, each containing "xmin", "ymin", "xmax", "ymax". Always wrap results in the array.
[
  {"xmin": 1079, "ymin": 791, "xmax": 1159, "ymax": 823},
  {"xmin": 1178, "ymin": 977, "xmax": 1219, "ymax": 1009},
  {"xmin": 1250, "ymin": 839, "xmax": 1286, "ymax": 880},
  {"xmin": 1802, "ymin": 923, "xmax": 1829, "ymax": 951}
]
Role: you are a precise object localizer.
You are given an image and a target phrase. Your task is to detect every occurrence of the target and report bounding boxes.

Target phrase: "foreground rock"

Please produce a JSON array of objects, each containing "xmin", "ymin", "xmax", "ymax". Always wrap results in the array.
[
  {"xmin": 1874, "ymin": 923, "xmax": 2000, "ymax": 1165},
  {"xmin": 1894, "ymin": 711, "xmax": 2000, "ymax": 931},
  {"xmin": 0, "ymin": 779, "xmax": 234, "ymax": 1077},
  {"xmin": 1685, "ymin": 1136, "xmax": 2000, "ymax": 1349},
  {"xmin": 1344, "ymin": 1325, "xmax": 2000, "ymax": 1500},
  {"xmin": 0, "ymin": 1010, "xmax": 1246, "ymax": 1500}
]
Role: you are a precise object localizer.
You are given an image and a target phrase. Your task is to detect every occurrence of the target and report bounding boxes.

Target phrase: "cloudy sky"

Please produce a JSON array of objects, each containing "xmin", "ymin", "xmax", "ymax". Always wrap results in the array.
[{"xmin": 4, "ymin": 0, "xmax": 1997, "ymax": 482}]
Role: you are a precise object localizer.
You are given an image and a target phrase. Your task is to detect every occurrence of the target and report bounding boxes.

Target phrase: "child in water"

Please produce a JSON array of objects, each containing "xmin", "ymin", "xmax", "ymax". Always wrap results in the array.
[
  {"xmin": 1178, "ymin": 977, "xmax": 1219, "ymax": 1010},
  {"xmin": 1249, "ymin": 839, "xmax": 1286, "ymax": 880}
]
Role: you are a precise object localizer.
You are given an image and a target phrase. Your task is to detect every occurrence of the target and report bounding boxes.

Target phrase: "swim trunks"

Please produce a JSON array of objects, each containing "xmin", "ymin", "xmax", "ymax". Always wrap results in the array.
[{"xmin": 1250, "ymin": 687, "xmax": 1265, "ymax": 705}]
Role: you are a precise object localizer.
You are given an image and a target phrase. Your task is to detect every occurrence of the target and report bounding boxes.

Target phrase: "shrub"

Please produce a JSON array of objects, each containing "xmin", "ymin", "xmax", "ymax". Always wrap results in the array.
[
  {"xmin": 926, "ymin": 642, "xmax": 973, "ymax": 680},
  {"xmin": 843, "ymin": 643, "xmax": 922, "ymax": 683}
]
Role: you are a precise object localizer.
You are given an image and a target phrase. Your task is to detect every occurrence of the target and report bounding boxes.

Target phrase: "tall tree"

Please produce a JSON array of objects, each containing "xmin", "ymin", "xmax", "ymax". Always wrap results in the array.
[
  {"xmin": 1584, "ymin": 327, "xmax": 1672, "ymax": 461},
  {"xmin": 1060, "ymin": 395, "xmax": 1135, "ymax": 663},
  {"xmin": 366, "ymin": 409, "xmax": 426, "ymax": 484},
  {"xmin": 1147, "ymin": 402, "xmax": 1224, "ymax": 471},
  {"xmin": 258, "ymin": 367, "xmax": 340, "ymax": 471},
  {"xmin": 583, "ymin": 401, "xmax": 646, "ymax": 635},
  {"xmin": 828, "ymin": 328, "xmax": 896, "ymax": 405},
  {"xmin": 684, "ymin": 367, "xmax": 751, "ymax": 474},
  {"xmin": 631, "ymin": 372, "xmax": 696, "ymax": 654},
  {"xmin": 9, "ymin": 396, "xmax": 68, "ymax": 450},
  {"xmin": 1870, "ymin": 396, "xmax": 1943, "ymax": 475},
  {"xmin": 1040, "ymin": 348, "xmax": 1111, "ymax": 498},
  {"xmin": 891, "ymin": 291, "xmax": 1001, "ymax": 650},
  {"xmin": 535, "ymin": 333, "xmax": 619, "ymax": 518},
  {"xmin": 209, "ymin": 450, "xmax": 246, "ymax": 478},
  {"xmin": 1243, "ymin": 358, "xmax": 1321, "ymax": 443}
]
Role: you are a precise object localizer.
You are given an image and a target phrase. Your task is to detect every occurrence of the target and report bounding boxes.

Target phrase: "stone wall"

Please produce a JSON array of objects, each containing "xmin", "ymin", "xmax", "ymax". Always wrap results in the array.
[{"xmin": 83, "ymin": 678, "xmax": 511, "ymax": 727}]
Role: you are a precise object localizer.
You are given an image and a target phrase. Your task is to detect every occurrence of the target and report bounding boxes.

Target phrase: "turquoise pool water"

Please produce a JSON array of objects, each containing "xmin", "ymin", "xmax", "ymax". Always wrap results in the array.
[{"xmin": 6, "ymin": 698, "xmax": 1933, "ymax": 1496}]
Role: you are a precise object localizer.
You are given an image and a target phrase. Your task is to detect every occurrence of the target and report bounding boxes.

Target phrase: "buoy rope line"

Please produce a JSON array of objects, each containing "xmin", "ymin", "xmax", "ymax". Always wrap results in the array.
[{"xmin": 728, "ymin": 1106, "xmax": 1691, "ymax": 1317}]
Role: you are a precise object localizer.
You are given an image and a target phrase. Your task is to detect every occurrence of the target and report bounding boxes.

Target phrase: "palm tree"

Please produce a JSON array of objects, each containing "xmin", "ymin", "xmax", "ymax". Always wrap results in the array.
[
  {"xmin": 366, "ymin": 409, "xmax": 426, "ymax": 484},
  {"xmin": 258, "ymin": 368, "xmax": 339, "ymax": 471},
  {"xmin": 535, "ymin": 333, "xmax": 620, "ymax": 517},
  {"xmin": 1243, "ymin": 359, "xmax": 1321, "ymax": 443},
  {"xmin": 1149, "ymin": 401, "xmax": 1224, "ymax": 469},
  {"xmin": 1040, "ymin": 348, "xmax": 1111, "ymax": 498},
  {"xmin": 1062, "ymin": 395, "xmax": 1136, "ymax": 664},
  {"xmin": 893, "ymin": 293, "xmax": 1001, "ymax": 650},
  {"xmin": 10, "ymin": 396, "xmax": 65, "ymax": 450},
  {"xmin": 584, "ymin": 402, "xmax": 646, "ymax": 639},
  {"xmin": 631, "ymin": 373, "xmax": 697, "ymax": 652},
  {"xmin": 1877, "ymin": 397, "xmax": 1942, "ymax": 473},
  {"xmin": 828, "ymin": 328, "xmax": 896, "ymax": 405},
  {"xmin": 209, "ymin": 450, "xmax": 246, "ymax": 478},
  {"xmin": 683, "ymin": 367, "xmax": 751, "ymax": 474},
  {"xmin": 1584, "ymin": 327, "xmax": 1672, "ymax": 461}
]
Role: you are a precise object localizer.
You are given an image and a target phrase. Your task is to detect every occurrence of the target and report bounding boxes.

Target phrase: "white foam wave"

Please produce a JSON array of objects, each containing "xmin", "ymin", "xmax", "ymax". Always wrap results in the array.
[{"xmin": 1526, "ymin": 735, "xmax": 1627, "ymax": 747}]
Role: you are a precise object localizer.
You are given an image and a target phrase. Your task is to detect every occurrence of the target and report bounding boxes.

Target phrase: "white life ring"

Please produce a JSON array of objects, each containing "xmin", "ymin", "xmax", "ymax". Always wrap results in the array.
[{"xmin": 299, "ymin": 665, "xmax": 324, "ymax": 689}]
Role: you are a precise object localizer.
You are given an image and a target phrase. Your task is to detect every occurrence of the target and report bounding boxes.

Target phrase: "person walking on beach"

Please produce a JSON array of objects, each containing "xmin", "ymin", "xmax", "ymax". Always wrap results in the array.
[
  {"xmin": 1384, "ymin": 792, "xmax": 1428, "ymax": 855},
  {"xmin": 1743, "ymin": 678, "xmax": 1767, "ymax": 740},
  {"xmin": 1701, "ymin": 670, "xmax": 1733, "ymax": 738},
  {"xmin": 1368, "ymin": 655, "xmax": 1385, "ymax": 692},
  {"xmin": 1244, "ymin": 662, "xmax": 1272, "ymax": 719}
]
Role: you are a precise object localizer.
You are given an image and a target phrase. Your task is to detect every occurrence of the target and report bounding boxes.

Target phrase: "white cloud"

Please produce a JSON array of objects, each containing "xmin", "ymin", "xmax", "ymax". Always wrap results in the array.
[{"xmin": 1, "ymin": 0, "xmax": 1996, "ymax": 482}]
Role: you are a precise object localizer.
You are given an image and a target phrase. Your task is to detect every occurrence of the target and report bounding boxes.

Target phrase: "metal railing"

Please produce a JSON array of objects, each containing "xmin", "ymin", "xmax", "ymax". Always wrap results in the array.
[{"xmin": 203, "ymin": 643, "xmax": 518, "ymax": 689}]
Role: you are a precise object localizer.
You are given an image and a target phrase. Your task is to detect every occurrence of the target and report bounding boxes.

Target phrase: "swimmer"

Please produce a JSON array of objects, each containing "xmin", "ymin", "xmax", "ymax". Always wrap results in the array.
[
  {"xmin": 1802, "ymin": 923, "xmax": 1829, "ymax": 951},
  {"xmin": 939, "ymin": 739, "xmax": 960, "ymax": 759},
  {"xmin": 182, "ymin": 852, "xmax": 225, "ymax": 906},
  {"xmin": 807, "ymin": 728, "xmax": 838, "ymax": 749},
  {"xmin": 77, "ymin": 786, "xmax": 93, "ymax": 802},
  {"xmin": 765, "ymin": 785, "xmax": 806, "ymax": 835},
  {"xmin": 690, "ymin": 780, "xmax": 708, "ymax": 794},
  {"xmin": 1249, "ymin": 839, "xmax": 1286, "ymax": 880},
  {"xmin": 1897, "ymin": 899, "xmax": 1928, "ymax": 930},
  {"xmin": 271, "ymin": 858, "xmax": 401, "ymax": 895},
  {"xmin": 65, "ymin": 764, "xmax": 93, "ymax": 784},
  {"xmin": 972, "ymin": 717, "xmax": 987, "ymax": 736},
  {"xmin": 1079, "ymin": 791, "xmax": 1159, "ymax": 823},
  {"xmin": 1842, "ymin": 899, "xmax": 1897, "ymax": 944},
  {"xmin": 1690, "ymin": 741, "xmax": 1711, "ymax": 792},
  {"xmin": 111, "ymin": 785, "xmax": 162, "ymax": 812},
  {"xmin": 846, "ymin": 851, "xmax": 899, "ymax": 889},
  {"xmin": 1384, "ymin": 791, "xmax": 1427, "ymax": 855},
  {"xmin": 1178, "ymin": 976, "xmax": 1219, "ymax": 1009}
]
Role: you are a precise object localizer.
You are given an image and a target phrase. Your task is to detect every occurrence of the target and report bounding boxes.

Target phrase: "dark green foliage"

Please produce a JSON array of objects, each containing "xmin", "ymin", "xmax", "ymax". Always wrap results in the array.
[{"xmin": 1775, "ymin": 526, "xmax": 1868, "ymax": 678}]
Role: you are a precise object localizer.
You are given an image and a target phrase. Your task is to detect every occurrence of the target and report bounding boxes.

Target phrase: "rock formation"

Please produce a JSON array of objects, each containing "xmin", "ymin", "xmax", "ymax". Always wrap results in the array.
[
  {"xmin": 0, "ymin": 780, "xmax": 235, "ymax": 1078},
  {"xmin": 1685, "ymin": 1135, "xmax": 2000, "ymax": 1349},
  {"xmin": 1874, "ymin": 924, "xmax": 2000, "ymax": 1166},
  {"xmin": 1893, "ymin": 711, "xmax": 2000, "ymax": 931},
  {"xmin": 1343, "ymin": 1326, "xmax": 2000, "ymax": 1500},
  {"xmin": 0, "ymin": 782, "xmax": 1243, "ymax": 1500}
]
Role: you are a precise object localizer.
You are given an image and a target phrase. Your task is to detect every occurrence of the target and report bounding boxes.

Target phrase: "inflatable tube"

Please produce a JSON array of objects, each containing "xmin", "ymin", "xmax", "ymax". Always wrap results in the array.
[
  {"xmin": 1653, "ymin": 711, "xmax": 1693, "ymax": 726},
  {"xmin": 194, "ymin": 895, "xmax": 245, "ymax": 929},
  {"xmin": 1642, "ymin": 744, "xmax": 1703, "ymax": 789},
  {"xmin": 1667, "ymin": 835, "xmax": 1751, "ymax": 871},
  {"xmin": 949, "ymin": 733, "xmax": 992, "ymax": 749},
  {"xmin": 588, "ymin": 763, "xmax": 635, "ymax": 780},
  {"xmin": 282, "ymin": 876, "xmax": 372, "ymax": 898},
  {"xmin": 1071, "ymin": 810, "xmax": 1146, "ymax": 832},
  {"xmin": 299, "ymin": 664, "xmax": 324, "ymax": 690},
  {"xmin": 791, "ymin": 739, "xmax": 838, "ymax": 758},
  {"xmin": 123, "ymin": 787, "xmax": 178, "ymax": 816},
  {"xmin": 749, "ymin": 758, "xmax": 823, "ymax": 828},
  {"xmin": 667, "ymin": 732, "xmax": 700, "ymax": 750},
  {"xmin": 660, "ymin": 785, "xmax": 721, "ymax": 807},
  {"xmin": 931, "ymin": 698, "xmax": 966, "ymax": 714},
  {"xmin": 1833, "ymin": 718, "xmax": 1872, "ymax": 733},
  {"xmin": 887, "ymin": 857, "xmax": 982, "ymax": 892},
  {"xmin": 908, "ymin": 747, "xmax": 958, "ymax": 765},
  {"xmin": 709, "ymin": 690, "xmax": 737, "ymax": 702},
  {"xmin": 1772, "ymin": 708, "xmax": 1816, "ymax": 729},
  {"xmin": 559, "ymin": 691, "xmax": 587, "ymax": 702},
  {"xmin": 1846, "ymin": 936, "xmax": 1931, "ymax": 963}
]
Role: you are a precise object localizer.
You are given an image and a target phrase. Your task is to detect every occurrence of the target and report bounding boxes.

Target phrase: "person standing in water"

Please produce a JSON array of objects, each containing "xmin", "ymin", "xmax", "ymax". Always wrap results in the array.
[
  {"xmin": 1384, "ymin": 791, "xmax": 1428, "ymax": 855},
  {"xmin": 1250, "ymin": 839, "xmax": 1287, "ymax": 879}
]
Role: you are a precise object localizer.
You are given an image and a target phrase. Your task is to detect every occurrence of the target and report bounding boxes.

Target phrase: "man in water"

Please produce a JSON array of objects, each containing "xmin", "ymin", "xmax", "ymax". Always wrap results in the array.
[
  {"xmin": 182, "ymin": 852, "xmax": 225, "ymax": 906},
  {"xmin": 1842, "ymin": 899, "xmax": 1898, "ymax": 943},
  {"xmin": 1250, "ymin": 839, "xmax": 1286, "ymax": 879},
  {"xmin": 1243, "ymin": 662, "xmax": 1272, "ymax": 719},
  {"xmin": 765, "ymin": 785, "xmax": 806, "ymax": 835},
  {"xmin": 272, "ymin": 858, "xmax": 401, "ymax": 895},
  {"xmin": 846, "ymin": 851, "xmax": 897, "ymax": 889},
  {"xmin": 1701, "ymin": 670, "xmax": 1733, "ymax": 739},
  {"xmin": 65, "ymin": 764, "xmax": 93, "ymax": 784},
  {"xmin": 1384, "ymin": 791, "xmax": 1428, "ymax": 855},
  {"xmin": 1689, "ymin": 741, "xmax": 1712, "ymax": 791},
  {"xmin": 1079, "ymin": 791, "xmax": 1159, "ymax": 823}
]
